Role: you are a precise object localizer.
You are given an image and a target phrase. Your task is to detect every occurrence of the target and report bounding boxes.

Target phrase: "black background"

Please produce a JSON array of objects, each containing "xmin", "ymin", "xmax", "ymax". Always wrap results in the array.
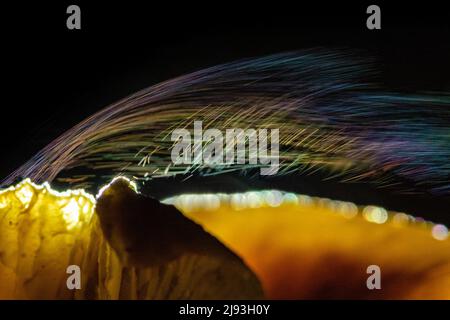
[
  {"xmin": 2, "ymin": 2, "xmax": 450, "ymax": 223},
  {"xmin": 1, "ymin": 0, "xmax": 450, "ymax": 311},
  {"xmin": 2, "ymin": 1, "xmax": 450, "ymax": 177}
]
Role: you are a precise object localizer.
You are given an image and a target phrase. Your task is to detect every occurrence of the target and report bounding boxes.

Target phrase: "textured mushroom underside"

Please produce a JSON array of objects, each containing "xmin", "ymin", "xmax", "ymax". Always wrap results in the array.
[
  {"xmin": 1, "ymin": 178, "xmax": 450, "ymax": 299},
  {"xmin": 0, "ymin": 179, "xmax": 262, "ymax": 299}
]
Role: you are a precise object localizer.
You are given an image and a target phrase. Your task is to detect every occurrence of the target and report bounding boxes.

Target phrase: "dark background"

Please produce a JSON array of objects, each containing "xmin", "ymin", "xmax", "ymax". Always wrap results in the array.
[{"xmin": 2, "ymin": 1, "xmax": 450, "ymax": 222}]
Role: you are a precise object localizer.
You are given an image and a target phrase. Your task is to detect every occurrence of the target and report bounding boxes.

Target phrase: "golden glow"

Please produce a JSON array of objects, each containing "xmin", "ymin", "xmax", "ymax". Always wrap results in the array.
[
  {"xmin": 1, "ymin": 179, "xmax": 449, "ymax": 299},
  {"xmin": 362, "ymin": 205, "xmax": 388, "ymax": 224},
  {"xmin": 167, "ymin": 191, "xmax": 450, "ymax": 299},
  {"xmin": 0, "ymin": 178, "xmax": 95, "ymax": 231},
  {"xmin": 432, "ymin": 224, "xmax": 449, "ymax": 241},
  {"xmin": 0, "ymin": 179, "xmax": 262, "ymax": 300},
  {"xmin": 0, "ymin": 179, "xmax": 96, "ymax": 299},
  {"xmin": 14, "ymin": 184, "xmax": 34, "ymax": 208},
  {"xmin": 61, "ymin": 198, "xmax": 81, "ymax": 229},
  {"xmin": 96, "ymin": 175, "xmax": 138, "ymax": 199}
]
